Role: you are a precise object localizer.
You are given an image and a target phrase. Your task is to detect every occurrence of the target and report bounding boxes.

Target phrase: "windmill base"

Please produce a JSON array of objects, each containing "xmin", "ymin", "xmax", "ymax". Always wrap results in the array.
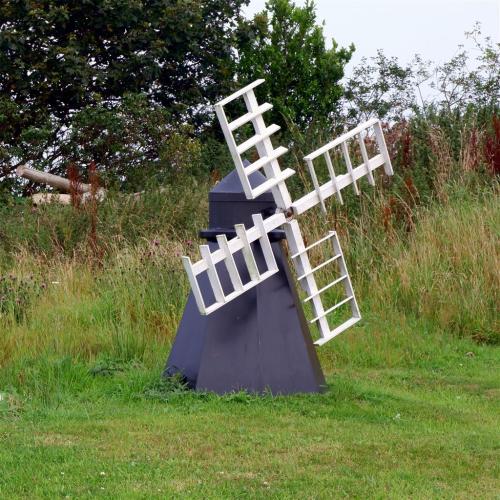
[{"xmin": 164, "ymin": 241, "xmax": 326, "ymax": 395}]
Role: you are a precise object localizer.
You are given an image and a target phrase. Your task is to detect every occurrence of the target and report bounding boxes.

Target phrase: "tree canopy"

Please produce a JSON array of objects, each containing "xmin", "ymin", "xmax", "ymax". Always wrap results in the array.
[
  {"xmin": 237, "ymin": 0, "xmax": 354, "ymax": 130},
  {"xmin": 0, "ymin": 0, "xmax": 247, "ymax": 190}
]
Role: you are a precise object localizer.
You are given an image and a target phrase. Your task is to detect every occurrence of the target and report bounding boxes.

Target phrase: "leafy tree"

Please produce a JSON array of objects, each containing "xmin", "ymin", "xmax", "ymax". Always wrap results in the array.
[
  {"xmin": 0, "ymin": 0, "xmax": 247, "ymax": 190},
  {"xmin": 67, "ymin": 94, "xmax": 203, "ymax": 191},
  {"xmin": 431, "ymin": 24, "xmax": 499, "ymax": 113},
  {"xmin": 236, "ymin": 0, "xmax": 353, "ymax": 130},
  {"xmin": 342, "ymin": 51, "xmax": 429, "ymax": 126},
  {"xmin": 342, "ymin": 24, "xmax": 499, "ymax": 125}
]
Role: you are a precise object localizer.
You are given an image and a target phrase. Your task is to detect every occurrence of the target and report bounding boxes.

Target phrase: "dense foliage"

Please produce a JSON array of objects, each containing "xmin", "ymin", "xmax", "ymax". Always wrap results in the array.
[
  {"xmin": 0, "ymin": 0, "xmax": 247, "ymax": 191},
  {"xmin": 237, "ymin": 0, "xmax": 353, "ymax": 129},
  {"xmin": 1, "ymin": 0, "xmax": 497, "ymax": 198}
]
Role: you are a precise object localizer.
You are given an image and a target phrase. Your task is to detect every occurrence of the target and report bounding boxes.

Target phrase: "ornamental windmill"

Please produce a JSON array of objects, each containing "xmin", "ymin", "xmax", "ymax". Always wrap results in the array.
[{"xmin": 165, "ymin": 79, "xmax": 393, "ymax": 394}]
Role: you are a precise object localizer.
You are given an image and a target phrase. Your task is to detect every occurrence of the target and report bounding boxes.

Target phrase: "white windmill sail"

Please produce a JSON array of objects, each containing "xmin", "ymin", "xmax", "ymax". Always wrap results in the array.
[
  {"xmin": 292, "ymin": 118, "xmax": 393, "ymax": 215},
  {"xmin": 181, "ymin": 80, "xmax": 394, "ymax": 346},
  {"xmin": 182, "ymin": 213, "xmax": 285, "ymax": 315},
  {"xmin": 283, "ymin": 220, "xmax": 361, "ymax": 346},
  {"xmin": 214, "ymin": 79, "xmax": 295, "ymax": 209}
]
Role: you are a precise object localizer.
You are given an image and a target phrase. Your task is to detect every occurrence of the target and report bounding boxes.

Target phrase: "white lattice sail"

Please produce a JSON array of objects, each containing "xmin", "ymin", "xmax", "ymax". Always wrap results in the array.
[
  {"xmin": 292, "ymin": 118, "xmax": 394, "ymax": 216},
  {"xmin": 214, "ymin": 79, "xmax": 295, "ymax": 210},
  {"xmin": 284, "ymin": 220, "xmax": 361, "ymax": 346},
  {"xmin": 182, "ymin": 213, "xmax": 286, "ymax": 315}
]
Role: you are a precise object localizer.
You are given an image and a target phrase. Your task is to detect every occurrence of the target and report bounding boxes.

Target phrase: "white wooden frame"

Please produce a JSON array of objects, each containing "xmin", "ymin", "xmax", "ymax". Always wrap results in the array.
[
  {"xmin": 292, "ymin": 118, "xmax": 394, "ymax": 216},
  {"xmin": 180, "ymin": 81, "xmax": 396, "ymax": 346},
  {"xmin": 214, "ymin": 79, "xmax": 295, "ymax": 209},
  {"xmin": 182, "ymin": 213, "xmax": 286, "ymax": 315},
  {"xmin": 284, "ymin": 220, "xmax": 361, "ymax": 346}
]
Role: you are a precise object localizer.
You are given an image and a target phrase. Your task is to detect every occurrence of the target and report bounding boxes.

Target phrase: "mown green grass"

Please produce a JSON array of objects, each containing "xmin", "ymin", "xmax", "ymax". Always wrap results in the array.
[{"xmin": 0, "ymin": 351, "xmax": 498, "ymax": 498}]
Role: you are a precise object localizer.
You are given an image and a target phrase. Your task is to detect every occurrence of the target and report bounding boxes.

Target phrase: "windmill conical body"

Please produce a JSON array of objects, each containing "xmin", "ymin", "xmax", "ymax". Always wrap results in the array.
[{"xmin": 164, "ymin": 170, "xmax": 326, "ymax": 394}]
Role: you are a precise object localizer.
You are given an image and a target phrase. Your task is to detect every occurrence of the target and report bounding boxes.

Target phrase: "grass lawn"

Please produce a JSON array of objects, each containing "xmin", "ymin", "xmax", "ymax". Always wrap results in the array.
[{"xmin": 1, "ymin": 346, "xmax": 498, "ymax": 499}]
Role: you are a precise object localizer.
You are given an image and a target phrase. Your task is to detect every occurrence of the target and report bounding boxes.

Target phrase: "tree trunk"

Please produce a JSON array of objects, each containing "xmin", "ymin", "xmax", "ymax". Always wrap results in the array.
[{"xmin": 16, "ymin": 165, "xmax": 92, "ymax": 193}]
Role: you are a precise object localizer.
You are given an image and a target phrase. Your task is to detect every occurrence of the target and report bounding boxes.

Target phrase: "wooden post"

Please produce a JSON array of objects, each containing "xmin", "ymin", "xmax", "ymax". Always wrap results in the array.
[{"xmin": 16, "ymin": 165, "xmax": 92, "ymax": 193}]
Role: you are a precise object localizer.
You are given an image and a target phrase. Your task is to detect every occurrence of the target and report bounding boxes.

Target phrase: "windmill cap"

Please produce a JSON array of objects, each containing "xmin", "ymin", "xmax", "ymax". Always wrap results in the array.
[{"xmin": 209, "ymin": 168, "xmax": 274, "ymax": 203}]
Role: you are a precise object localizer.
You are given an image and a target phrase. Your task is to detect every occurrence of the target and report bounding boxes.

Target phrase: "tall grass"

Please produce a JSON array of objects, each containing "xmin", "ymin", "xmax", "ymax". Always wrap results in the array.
[
  {"xmin": 1, "ymin": 182, "xmax": 497, "ymax": 363},
  {"xmin": 368, "ymin": 190, "xmax": 499, "ymax": 344},
  {"xmin": 0, "ymin": 115, "xmax": 498, "ymax": 404}
]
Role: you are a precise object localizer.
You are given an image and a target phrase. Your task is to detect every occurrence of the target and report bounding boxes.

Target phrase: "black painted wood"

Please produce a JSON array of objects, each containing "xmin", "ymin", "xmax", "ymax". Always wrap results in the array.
[{"xmin": 163, "ymin": 169, "xmax": 326, "ymax": 394}]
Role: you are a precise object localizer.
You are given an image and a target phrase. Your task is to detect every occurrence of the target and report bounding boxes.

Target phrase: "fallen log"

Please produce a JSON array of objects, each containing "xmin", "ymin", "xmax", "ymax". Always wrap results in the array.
[
  {"xmin": 16, "ymin": 165, "xmax": 92, "ymax": 193},
  {"xmin": 16, "ymin": 165, "xmax": 106, "ymax": 205}
]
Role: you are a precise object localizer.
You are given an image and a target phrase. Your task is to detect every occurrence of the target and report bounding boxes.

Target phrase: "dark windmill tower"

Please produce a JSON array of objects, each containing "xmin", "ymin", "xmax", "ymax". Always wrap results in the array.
[
  {"xmin": 165, "ymin": 79, "xmax": 394, "ymax": 395},
  {"xmin": 164, "ymin": 169, "xmax": 326, "ymax": 394}
]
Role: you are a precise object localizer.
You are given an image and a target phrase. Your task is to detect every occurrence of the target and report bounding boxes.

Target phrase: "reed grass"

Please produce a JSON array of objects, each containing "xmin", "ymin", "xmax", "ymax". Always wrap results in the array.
[{"xmin": 1, "ymin": 178, "xmax": 497, "ymax": 394}]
